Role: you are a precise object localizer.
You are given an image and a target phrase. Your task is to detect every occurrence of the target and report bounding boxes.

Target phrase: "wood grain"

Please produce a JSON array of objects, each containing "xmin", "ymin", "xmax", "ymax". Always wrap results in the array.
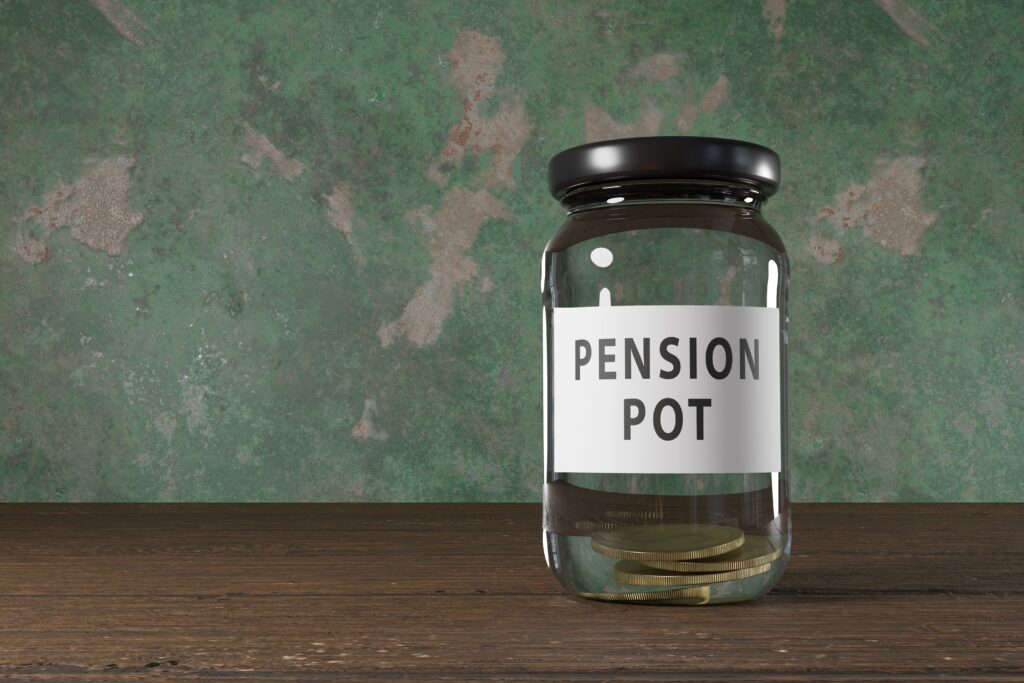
[{"xmin": 0, "ymin": 503, "xmax": 1021, "ymax": 681}]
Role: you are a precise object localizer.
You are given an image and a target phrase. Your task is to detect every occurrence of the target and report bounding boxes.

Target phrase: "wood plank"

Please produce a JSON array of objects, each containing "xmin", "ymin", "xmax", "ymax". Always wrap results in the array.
[
  {"xmin": 0, "ymin": 547, "xmax": 1021, "ymax": 596},
  {"xmin": 0, "ymin": 503, "xmax": 538, "ymax": 531},
  {"xmin": 0, "ymin": 595, "xmax": 1021, "ymax": 678},
  {"xmin": 1, "ymin": 505, "xmax": 1021, "ymax": 596}
]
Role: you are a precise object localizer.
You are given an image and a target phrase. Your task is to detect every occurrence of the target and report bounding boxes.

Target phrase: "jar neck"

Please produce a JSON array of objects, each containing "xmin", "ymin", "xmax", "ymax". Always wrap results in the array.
[{"xmin": 559, "ymin": 179, "xmax": 767, "ymax": 214}]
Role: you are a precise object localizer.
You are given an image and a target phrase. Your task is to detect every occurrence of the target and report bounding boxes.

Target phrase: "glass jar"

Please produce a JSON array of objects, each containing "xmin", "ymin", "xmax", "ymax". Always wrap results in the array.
[{"xmin": 542, "ymin": 137, "xmax": 789, "ymax": 605}]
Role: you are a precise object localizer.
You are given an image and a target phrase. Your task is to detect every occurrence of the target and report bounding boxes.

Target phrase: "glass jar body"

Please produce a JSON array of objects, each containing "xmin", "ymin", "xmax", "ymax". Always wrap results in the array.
[{"xmin": 542, "ymin": 189, "xmax": 790, "ymax": 605}]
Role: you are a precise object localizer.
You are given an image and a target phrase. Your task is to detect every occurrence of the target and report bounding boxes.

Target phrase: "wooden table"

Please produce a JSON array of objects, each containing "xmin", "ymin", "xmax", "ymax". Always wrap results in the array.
[{"xmin": 1, "ymin": 504, "xmax": 1021, "ymax": 681}]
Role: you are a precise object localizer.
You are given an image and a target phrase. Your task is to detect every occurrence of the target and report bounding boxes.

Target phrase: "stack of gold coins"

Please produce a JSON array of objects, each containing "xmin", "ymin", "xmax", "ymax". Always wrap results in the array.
[{"xmin": 579, "ymin": 524, "xmax": 782, "ymax": 604}]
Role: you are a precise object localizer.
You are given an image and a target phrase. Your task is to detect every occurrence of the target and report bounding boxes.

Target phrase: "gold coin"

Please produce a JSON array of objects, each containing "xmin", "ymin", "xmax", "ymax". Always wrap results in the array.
[
  {"xmin": 576, "ymin": 585, "xmax": 710, "ymax": 605},
  {"xmin": 638, "ymin": 535, "xmax": 781, "ymax": 572},
  {"xmin": 591, "ymin": 523, "xmax": 744, "ymax": 561},
  {"xmin": 606, "ymin": 509, "xmax": 664, "ymax": 521},
  {"xmin": 573, "ymin": 520, "xmax": 624, "ymax": 532},
  {"xmin": 614, "ymin": 560, "xmax": 771, "ymax": 587}
]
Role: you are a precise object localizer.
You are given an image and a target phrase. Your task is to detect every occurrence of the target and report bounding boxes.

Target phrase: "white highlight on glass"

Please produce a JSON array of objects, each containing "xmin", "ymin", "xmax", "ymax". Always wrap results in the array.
[
  {"xmin": 606, "ymin": 196, "xmax": 624, "ymax": 204},
  {"xmin": 590, "ymin": 247, "xmax": 614, "ymax": 268},
  {"xmin": 765, "ymin": 259, "xmax": 778, "ymax": 516},
  {"xmin": 744, "ymin": 196, "xmax": 754, "ymax": 204},
  {"xmin": 755, "ymin": 160, "xmax": 775, "ymax": 180},
  {"xmin": 768, "ymin": 258, "xmax": 781, "ymax": 519},
  {"xmin": 771, "ymin": 471, "xmax": 780, "ymax": 520},
  {"xmin": 599, "ymin": 287, "xmax": 612, "ymax": 306},
  {"xmin": 766, "ymin": 260, "xmax": 779, "ymax": 308},
  {"xmin": 591, "ymin": 146, "xmax": 620, "ymax": 170}
]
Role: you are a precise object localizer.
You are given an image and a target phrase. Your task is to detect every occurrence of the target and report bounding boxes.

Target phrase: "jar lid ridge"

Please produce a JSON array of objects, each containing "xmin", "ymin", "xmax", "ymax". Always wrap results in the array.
[{"xmin": 547, "ymin": 136, "xmax": 781, "ymax": 200}]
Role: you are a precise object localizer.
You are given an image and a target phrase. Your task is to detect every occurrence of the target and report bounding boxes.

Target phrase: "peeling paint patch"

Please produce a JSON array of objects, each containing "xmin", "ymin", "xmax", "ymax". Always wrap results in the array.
[
  {"xmin": 12, "ymin": 233, "xmax": 49, "ymax": 263},
  {"xmin": 351, "ymin": 399, "xmax": 388, "ymax": 441},
  {"xmin": 818, "ymin": 157, "xmax": 938, "ymax": 256},
  {"xmin": 241, "ymin": 122, "xmax": 304, "ymax": 180},
  {"xmin": 449, "ymin": 29, "xmax": 503, "ymax": 99},
  {"xmin": 630, "ymin": 54, "xmax": 678, "ymax": 81},
  {"xmin": 379, "ymin": 188, "xmax": 509, "ymax": 348},
  {"xmin": 25, "ymin": 156, "xmax": 144, "ymax": 256},
  {"xmin": 676, "ymin": 108, "xmax": 698, "ymax": 133},
  {"xmin": 90, "ymin": 0, "xmax": 150, "ymax": 46},
  {"xmin": 257, "ymin": 73, "xmax": 281, "ymax": 92},
  {"xmin": 676, "ymin": 75, "xmax": 729, "ymax": 133},
  {"xmin": 806, "ymin": 234, "xmax": 844, "ymax": 263},
  {"xmin": 585, "ymin": 104, "xmax": 663, "ymax": 142},
  {"xmin": 427, "ymin": 30, "xmax": 533, "ymax": 190},
  {"xmin": 326, "ymin": 182, "xmax": 354, "ymax": 244},
  {"xmin": 700, "ymin": 75, "xmax": 730, "ymax": 116},
  {"xmin": 763, "ymin": 0, "xmax": 786, "ymax": 40},
  {"xmin": 971, "ymin": 208, "xmax": 992, "ymax": 230},
  {"xmin": 876, "ymin": 0, "xmax": 936, "ymax": 46}
]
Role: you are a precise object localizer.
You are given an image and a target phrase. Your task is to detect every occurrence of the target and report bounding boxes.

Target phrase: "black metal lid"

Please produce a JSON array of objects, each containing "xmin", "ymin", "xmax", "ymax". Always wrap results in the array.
[{"xmin": 547, "ymin": 136, "xmax": 781, "ymax": 199}]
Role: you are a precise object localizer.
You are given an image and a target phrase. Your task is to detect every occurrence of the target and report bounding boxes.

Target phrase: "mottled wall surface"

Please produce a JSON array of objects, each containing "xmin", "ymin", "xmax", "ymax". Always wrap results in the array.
[{"xmin": 0, "ymin": 0, "xmax": 1021, "ymax": 501}]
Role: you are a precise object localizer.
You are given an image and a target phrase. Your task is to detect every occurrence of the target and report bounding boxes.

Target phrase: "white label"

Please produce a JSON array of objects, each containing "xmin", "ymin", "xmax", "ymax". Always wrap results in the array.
[{"xmin": 551, "ymin": 305, "xmax": 781, "ymax": 474}]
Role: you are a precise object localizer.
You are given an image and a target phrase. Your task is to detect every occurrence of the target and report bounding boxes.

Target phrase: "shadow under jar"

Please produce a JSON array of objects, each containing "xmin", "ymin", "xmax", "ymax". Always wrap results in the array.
[{"xmin": 542, "ymin": 137, "xmax": 790, "ymax": 605}]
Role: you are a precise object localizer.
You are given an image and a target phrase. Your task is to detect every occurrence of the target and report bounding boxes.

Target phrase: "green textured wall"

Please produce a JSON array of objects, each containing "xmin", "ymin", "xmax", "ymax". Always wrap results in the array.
[{"xmin": 1, "ymin": 0, "xmax": 1021, "ymax": 502}]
